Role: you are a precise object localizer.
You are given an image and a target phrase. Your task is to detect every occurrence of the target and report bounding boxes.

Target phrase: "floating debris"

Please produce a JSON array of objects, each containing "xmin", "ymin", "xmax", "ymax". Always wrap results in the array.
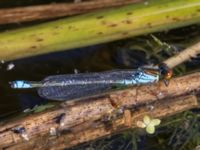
[
  {"xmin": 74, "ymin": 68, "xmax": 79, "ymax": 74},
  {"xmin": 21, "ymin": 132, "xmax": 29, "ymax": 141},
  {"xmin": 157, "ymin": 92, "xmax": 165, "ymax": 99},
  {"xmin": 12, "ymin": 126, "xmax": 29, "ymax": 141},
  {"xmin": 7, "ymin": 63, "xmax": 15, "ymax": 71},
  {"xmin": 23, "ymin": 108, "xmax": 32, "ymax": 113},
  {"xmin": 49, "ymin": 127, "xmax": 58, "ymax": 136},
  {"xmin": 146, "ymin": 105, "xmax": 154, "ymax": 111},
  {"xmin": 55, "ymin": 113, "xmax": 66, "ymax": 127},
  {"xmin": 0, "ymin": 60, "xmax": 5, "ymax": 64}
]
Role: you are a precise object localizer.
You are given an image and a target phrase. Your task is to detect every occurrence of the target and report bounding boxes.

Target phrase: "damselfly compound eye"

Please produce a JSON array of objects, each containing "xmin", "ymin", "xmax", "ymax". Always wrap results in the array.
[
  {"xmin": 159, "ymin": 63, "xmax": 173, "ymax": 80},
  {"xmin": 165, "ymin": 69, "xmax": 173, "ymax": 80}
]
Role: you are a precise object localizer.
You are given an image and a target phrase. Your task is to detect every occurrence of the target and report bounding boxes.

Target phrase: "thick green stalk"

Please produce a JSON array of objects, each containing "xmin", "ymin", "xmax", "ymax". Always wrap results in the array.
[{"xmin": 0, "ymin": 0, "xmax": 200, "ymax": 61}]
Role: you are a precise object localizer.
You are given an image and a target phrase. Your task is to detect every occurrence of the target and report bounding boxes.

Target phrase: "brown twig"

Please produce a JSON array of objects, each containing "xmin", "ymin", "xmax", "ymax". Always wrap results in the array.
[
  {"xmin": 0, "ymin": 72, "xmax": 199, "ymax": 149},
  {"xmin": 0, "ymin": 0, "xmax": 142, "ymax": 25},
  {"xmin": 164, "ymin": 41, "xmax": 200, "ymax": 69},
  {"xmin": 46, "ymin": 95, "xmax": 198, "ymax": 150},
  {"xmin": 3, "ymin": 95, "xmax": 199, "ymax": 150}
]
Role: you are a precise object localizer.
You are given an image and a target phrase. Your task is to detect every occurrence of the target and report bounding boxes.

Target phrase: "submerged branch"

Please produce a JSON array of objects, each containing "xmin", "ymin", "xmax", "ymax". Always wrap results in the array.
[
  {"xmin": 0, "ymin": 0, "xmax": 142, "ymax": 25},
  {"xmin": 0, "ymin": 72, "xmax": 199, "ymax": 149},
  {"xmin": 4, "ymin": 95, "xmax": 199, "ymax": 150}
]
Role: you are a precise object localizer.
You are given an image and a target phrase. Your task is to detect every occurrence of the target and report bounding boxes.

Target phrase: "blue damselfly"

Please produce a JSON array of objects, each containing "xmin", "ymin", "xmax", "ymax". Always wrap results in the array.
[{"xmin": 10, "ymin": 64, "xmax": 171, "ymax": 101}]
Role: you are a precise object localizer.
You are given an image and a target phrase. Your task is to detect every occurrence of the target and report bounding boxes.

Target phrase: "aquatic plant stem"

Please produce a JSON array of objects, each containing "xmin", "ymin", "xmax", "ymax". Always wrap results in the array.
[
  {"xmin": 0, "ymin": 0, "xmax": 200, "ymax": 61},
  {"xmin": 164, "ymin": 41, "xmax": 200, "ymax": 69}
]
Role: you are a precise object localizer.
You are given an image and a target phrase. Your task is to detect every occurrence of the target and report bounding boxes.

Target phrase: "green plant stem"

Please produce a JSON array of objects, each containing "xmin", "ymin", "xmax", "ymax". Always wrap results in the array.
[{"xmin": 0, "ymin": 0, "xmax": 200, "ymax": 61}]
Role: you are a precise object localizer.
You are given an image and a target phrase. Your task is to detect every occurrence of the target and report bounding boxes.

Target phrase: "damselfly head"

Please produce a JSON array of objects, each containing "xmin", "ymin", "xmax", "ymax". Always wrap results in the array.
[
  {"xmin": 164, "ymin": 69, "xmax": 173, "ymax": 80},
  {"xmin": 158, "ymin": 63, "xmax": 173, "ymax": 86}
]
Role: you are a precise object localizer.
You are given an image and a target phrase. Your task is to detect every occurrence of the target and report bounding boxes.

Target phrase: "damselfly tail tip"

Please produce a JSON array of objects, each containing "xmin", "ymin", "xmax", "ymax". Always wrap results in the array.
[
  {"xmin": 10, "ymin": 80, "xmax": 32, "ymax": 89},
  {"xmin": 9, "ymin": 81, "xmax": 17, "ymax": 89}
]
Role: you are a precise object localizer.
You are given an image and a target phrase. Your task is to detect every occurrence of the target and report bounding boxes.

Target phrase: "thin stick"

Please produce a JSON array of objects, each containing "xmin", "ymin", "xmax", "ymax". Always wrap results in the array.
[
  {"xmin": 164, "ymin": 41, "xmax": 200, "ymax": 69},
  {"xmin": 0, "ymin": 0, "xmax": 142, "ymax": 25}
]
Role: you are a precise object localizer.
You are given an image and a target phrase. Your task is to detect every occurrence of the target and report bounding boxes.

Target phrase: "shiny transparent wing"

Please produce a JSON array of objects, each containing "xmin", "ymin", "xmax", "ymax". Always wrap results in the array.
[
  {"xmin": 38, "ymin": 83, "xmax": 112, "ymax": 101},
  {"xmin": 37, "ymin": 69, "xmax": 158, "ymax": 101},
  {"xmin": 38, "ymin": 70, "xmax": 134, "ymax": 101}
]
